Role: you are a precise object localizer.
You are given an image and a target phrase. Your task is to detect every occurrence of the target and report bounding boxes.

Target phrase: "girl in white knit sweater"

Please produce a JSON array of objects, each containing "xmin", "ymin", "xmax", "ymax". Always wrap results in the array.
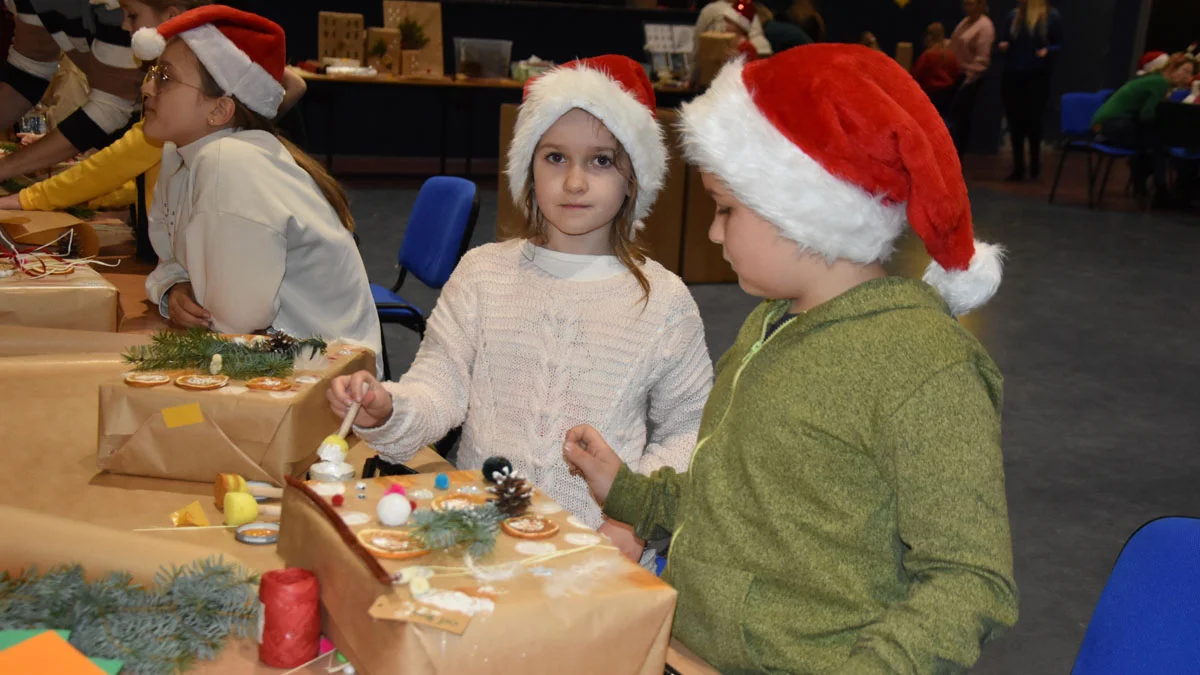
[{"xmin": 329, "ymin": 55, "xmax": 713, "ymax": 564}]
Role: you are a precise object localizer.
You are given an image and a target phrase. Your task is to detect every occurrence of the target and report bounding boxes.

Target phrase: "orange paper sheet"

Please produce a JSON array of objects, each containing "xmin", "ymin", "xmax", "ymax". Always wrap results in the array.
[{"xmin": 0, "ymin": 631, "xmax": 106, "ymax": 674}]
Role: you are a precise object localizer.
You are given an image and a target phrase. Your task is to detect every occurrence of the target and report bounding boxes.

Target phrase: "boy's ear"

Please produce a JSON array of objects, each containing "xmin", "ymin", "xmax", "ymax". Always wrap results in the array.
[
  {"xmin": 208, "ymin": 96, "xmax": 236, "ymax": 127},
  {"xmin": 164, "ymin": 6, "xmax": 182, "ymax": 20}
]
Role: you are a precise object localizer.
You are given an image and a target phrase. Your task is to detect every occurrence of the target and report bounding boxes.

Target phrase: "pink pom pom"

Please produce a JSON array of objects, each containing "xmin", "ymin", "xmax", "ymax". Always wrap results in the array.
[{"xmin": 384, "ymin": 484, "xmax": 407, "ymax": 497}]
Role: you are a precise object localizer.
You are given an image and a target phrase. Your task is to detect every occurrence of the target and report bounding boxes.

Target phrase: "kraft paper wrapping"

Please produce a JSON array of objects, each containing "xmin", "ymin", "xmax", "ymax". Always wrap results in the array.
[
  {"xmin": 0, "ymin": 325, "xmax": 150, "ymax": 356},
  {"xmin": 276, "ymin": 471, "xmax": 678, "ymax": 675},
  {"xmin": 0, "ymin": 266, "xmax": 120, "ymax": 331},
  {"xmin": 96, "ymin": 344, "xmax": 375, "ymax": 485}
]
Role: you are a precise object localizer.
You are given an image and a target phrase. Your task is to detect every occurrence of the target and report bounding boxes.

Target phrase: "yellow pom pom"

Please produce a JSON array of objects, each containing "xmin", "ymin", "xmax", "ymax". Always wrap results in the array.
[
  {"xmin": 320, "ymin": 435, "xmax": 350, "ymax": 455},
  {"xmin": 223, "ymin": 492, "xmax": 258, "ymax": 527}
]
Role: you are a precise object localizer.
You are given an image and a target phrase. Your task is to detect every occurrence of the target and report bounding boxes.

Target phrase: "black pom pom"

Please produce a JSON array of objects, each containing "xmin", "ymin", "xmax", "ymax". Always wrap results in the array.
[{"xmin": 482, "ymin": 456, "xmax": 513, "ymax": 484}]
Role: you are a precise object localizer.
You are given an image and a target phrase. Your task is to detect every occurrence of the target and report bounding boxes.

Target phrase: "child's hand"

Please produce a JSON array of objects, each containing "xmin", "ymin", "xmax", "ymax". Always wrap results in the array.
[
  {"xmin": 998, "ymin": 41, "xmax": 1009, "ymax": 52},
  {"xmin": 327, "ymin": 370, "xmax": 393, "ymax": 429},
  {"xmin": 598, "ymin": 519, "xmax": 646, "ymax": 562},
  {"xmin": 562, "ymin": 424, "xmax": 623, "ymax": 503},
  {"xmin": 166, "ymin": 282, "xmax": 212, "ymax": 329}
]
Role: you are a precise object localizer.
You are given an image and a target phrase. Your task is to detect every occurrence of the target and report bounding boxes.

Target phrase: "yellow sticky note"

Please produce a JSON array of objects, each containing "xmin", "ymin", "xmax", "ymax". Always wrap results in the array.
[
  {"xmin": 169, "ymin": 501, "xmax": 210, "ymax": 527},
  {"xmin": 162, "ymin": 403, "xmax": 204, "ymax": 429}
]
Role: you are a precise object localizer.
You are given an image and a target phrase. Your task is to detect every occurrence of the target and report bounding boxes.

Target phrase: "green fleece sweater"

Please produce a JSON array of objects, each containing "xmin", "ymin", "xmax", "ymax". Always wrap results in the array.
[{"xmin": 606, "ymin": 278, "xmax": 1018, "ymax": 674}]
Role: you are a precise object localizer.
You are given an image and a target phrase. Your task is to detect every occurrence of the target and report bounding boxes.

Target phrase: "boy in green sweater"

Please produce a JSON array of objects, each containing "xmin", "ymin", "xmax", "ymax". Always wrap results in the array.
[{"xmin": 563, "ymin": 44, "xmax": 1018, "ymax": 674}]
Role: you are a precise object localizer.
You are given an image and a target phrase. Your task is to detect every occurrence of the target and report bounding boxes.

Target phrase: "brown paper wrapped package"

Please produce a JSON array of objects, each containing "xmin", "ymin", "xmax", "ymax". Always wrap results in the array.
[
  {"xmin": 276, "ymin": 471, "xmax": 677, "ymax": 675},
  {"xmin": 97, "ymin": 344, "xmax": 375, "ymax": 485},
  {"xmin": 0, "ymin": 265, "xmax": 120, "ymax": 331}
]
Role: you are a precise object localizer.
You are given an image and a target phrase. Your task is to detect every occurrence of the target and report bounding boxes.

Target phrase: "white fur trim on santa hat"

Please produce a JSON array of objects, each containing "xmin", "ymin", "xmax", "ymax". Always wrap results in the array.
[
  {"xmin": 1136, "ymin": 53, "xmax": 1169, "ymax": 76},
  {"xmin": 506, "ymin": 65, "xmax": 666, "ymax": 223},
  {"xmin": 680, "ymin": 60, "xmax": 907, "ymax": 265},
  {"xmin": 132, "ymin": 26, "xmax": 167, "ymax": 61},
  {"xmin": 181, "ymin": 24, "xmax": 283, "ymax": 118},
  {"xmin": 922, "ymin": 240, "xmax": 1004, "ymax": 316}
]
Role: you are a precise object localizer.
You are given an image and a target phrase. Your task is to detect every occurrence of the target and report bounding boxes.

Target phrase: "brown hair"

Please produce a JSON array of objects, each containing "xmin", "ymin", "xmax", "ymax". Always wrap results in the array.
[
  {"xmin": 195, "ymin": 57, "xmax": 355, "ymax": 232},
  {"xmin": 925, "ymin": 22, "xmax": 946, "ymax": 45},
  {"xmin": 517, "ymin": 122, "xmax": 651, "ymax": 304}
]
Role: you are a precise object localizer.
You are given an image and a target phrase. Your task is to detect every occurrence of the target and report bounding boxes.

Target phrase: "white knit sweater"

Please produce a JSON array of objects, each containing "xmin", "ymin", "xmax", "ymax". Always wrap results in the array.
[{"xmin": 356, "ymin": 239, "xmax": 714, "ymax": 528}]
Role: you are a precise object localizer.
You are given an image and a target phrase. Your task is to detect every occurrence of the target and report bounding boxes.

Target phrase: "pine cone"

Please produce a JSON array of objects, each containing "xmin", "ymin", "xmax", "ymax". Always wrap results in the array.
[
  {"xmin": 264, "ymin": 330, "xmax": 297, "ymax": 353},
  {"xmin": 489, "ymin": 473, "xmax": 533, "ymax": 517}
]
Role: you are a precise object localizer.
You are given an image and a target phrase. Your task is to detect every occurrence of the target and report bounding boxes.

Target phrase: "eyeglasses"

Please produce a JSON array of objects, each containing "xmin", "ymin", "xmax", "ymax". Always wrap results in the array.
[{"xmin": 143, "ymin": 64, "xmax": 203, "ymax": 93}]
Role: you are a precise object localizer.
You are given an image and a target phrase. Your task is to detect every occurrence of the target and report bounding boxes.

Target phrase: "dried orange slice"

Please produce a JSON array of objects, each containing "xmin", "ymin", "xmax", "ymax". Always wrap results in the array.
[
  {"xmin": 174, "ymin": 374, "xmax": 229, "ymax": 391},
  {"xmin": 357, "ymin": 528, "xmax": 430, "ymax": 560},
  {"xmin": 500, "ymin": 515, "xmax": 559, "ymax": 540},
  {"xmin": 246, "ymin": 376, "xmax": 292, "ymax": 391},
  {"xmin": 124, "ymin": 372, "xmax": 171, "ymax": 388},
  {"xmin": 431, "ymin": 494, "xmax": 488, "ymax": 512}
]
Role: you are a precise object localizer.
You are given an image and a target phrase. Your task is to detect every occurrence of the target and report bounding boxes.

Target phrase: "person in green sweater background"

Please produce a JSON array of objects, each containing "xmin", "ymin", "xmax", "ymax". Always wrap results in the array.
[
  {"xmin": 1091, "ymin": 53, "xmax": 1196, "ymax": 207},
  {"xmin": 563, "ymin": 44, "xmax": 1017, "ymax": 674}
]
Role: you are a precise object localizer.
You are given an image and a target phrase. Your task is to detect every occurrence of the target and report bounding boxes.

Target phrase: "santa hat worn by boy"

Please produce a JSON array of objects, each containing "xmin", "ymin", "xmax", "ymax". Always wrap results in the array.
[
  {"xmin": 131, "ymin": 6, "xmax": 286, "ymax": 119},
  {"xmin": 1135, "ymin": 51, "xmax": 1169, "ymax": 76},
  {"xmin": 506, "ymin": 55, "xmax": 667, "ymax": 226},
  {"xmin": 680, "ymin": 44, "xmax": 1002, "ymax": 315}
]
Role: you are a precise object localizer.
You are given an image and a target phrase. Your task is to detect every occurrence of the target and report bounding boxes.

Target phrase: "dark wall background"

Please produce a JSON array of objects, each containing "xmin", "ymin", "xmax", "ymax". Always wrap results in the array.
[{"xmin": 235, "ymin": 0, "xmax": 1148, "ymax": 161}]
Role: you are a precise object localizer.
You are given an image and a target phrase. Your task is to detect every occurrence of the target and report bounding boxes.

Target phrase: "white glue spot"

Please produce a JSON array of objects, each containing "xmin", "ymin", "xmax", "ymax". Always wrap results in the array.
[
  {"xmin": 514, "ymin": 541, "xmax": 557, "ymax": 557},
  {"xmin": 533, "ymin": 502, "xmax": 563, "ymax": 515},
  {"xmin": 531, "ymin": 566, "xmax": 554, "ymax": 577},
  {"xmin": 564, "ymin": 533, "xmax": 602, "ymax": 546},
  {"xmin": 295, "ymin": 376, "xmax": 320, "ymax": 384},
  {"xmin": 417, "ymin": 590, "xmax": 495, "ymax": 617},
  {"xmin": 456, "ymin": 485, "xmax": 482, "ymax": 495},
  {"xmin": 218, "ymin": 385, "xmax": 248, "ymax": 396},
  {"xmin": 309, "ymin": 482, "xmax": 345, "ymax": 497},
  {"xmin": 340, "ymin": 511, "xmax": 370, "ymax": 526},
  {"xmin": 269, "ymin": 391, "xmax": 296, "ymax": 400},
  {"xmin": 566, "ymin": 516, "xmax": 592, "ymax": 530},
  {"xmin": 393, "ymin": 566, "xmax": 434, "ymax": 584},
  {"xmin": 410, "ymin": 489, "xmax": 434, "ymax": 500}
]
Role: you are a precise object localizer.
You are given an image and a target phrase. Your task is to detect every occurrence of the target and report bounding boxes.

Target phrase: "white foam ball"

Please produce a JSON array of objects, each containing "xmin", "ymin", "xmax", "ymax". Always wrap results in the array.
[{"xmin": 377, "ymin": 494, "xmax": 412, "ymax": 527}]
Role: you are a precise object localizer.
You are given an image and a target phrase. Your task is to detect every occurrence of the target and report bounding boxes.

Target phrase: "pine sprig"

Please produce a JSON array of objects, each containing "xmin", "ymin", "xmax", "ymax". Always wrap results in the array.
[
  {"xmin": 0, "ymin": 557, "xmax": 259, "ymax": 674},
  {"xmin": 122, "ymin": 328, "xmax": 326, "ymax": 380},
  {"xmin": 410, "ymin": 504, "xmax": 504, "ymax": 559}
]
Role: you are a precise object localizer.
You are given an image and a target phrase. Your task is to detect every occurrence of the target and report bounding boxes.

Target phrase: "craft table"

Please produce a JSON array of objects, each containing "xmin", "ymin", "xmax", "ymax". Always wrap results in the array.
[
  {"xmin": 0, "ymin": 331, "xmax": 713, "ymax": 673},
  {"xmin": 299, "ymin": 71, "xmax": 523, "ymax": 176}
]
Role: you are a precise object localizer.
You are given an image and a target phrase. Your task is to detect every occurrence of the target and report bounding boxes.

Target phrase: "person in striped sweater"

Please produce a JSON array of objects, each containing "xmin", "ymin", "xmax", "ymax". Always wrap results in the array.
[{"xmin": 0, "ymin": 0, "xmax": 142, "ymax": 181}]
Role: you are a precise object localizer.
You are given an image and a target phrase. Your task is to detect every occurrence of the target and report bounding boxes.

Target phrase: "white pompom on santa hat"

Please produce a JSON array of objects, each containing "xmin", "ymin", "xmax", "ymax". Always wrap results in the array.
[
  {"xmin": 680, "ymin": 44, "xmax": 1003, "ymax": 316},
  {"xmin": 506, "ymin": 54, "xmax": 667, "ymax": 226},
  {"xmin": 132, "ymin": 5, "xmax": 286, "ymax": 119},
  {"xmin": 1135, "ymin": 51, "xmax": 1169, "ymax": 76}
]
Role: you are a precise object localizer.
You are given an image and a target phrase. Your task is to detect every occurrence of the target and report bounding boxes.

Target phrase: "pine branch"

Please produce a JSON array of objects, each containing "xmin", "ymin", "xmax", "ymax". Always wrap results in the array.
[
  {"xmin": 0, "ymin": 557, "xmax": 258, "ymax": 674},
  {"xmin": 411, "ymin": 503, "xmax": 504, "ymax": 558},
  {"xmin": 121, "ymin": 328, "xmax": 327, "ymax": 380}
]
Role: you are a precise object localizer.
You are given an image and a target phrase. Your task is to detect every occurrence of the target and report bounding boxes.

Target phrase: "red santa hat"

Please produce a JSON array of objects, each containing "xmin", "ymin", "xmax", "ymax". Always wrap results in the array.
[
  {"xmin": 1136, "ymin": 51, "xmax": 1169, "ymax": 76},
  {"xmin": 131, "ymin": 6, "xmax": 286, "ymax": 118},
  {"xmin": 721, "ymin": 0, "xmax": 757, "ymax": 33},
  {"xmin": 506, "ymin": 55, "xmax": 666, "ymax": 225},
  {"xmin": 681, "ymin": 45, "xmax": 1003, "ymax": 315}
]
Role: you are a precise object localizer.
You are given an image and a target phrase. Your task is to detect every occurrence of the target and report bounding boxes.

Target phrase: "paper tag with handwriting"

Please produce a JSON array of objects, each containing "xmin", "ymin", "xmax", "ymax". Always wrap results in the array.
[{"xmin": 369, "ymin": 594, "xmax": 471, "ymax": 634}]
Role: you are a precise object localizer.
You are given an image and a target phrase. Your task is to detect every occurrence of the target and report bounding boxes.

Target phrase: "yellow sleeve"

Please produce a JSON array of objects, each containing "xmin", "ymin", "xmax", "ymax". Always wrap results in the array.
[{"xmin": 19, "ymin": 121, "xmax": 163, "ymax": 211}]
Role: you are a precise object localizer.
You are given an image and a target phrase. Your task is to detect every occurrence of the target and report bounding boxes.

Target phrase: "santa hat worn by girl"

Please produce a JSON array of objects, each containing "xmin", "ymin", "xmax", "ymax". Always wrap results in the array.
[
  {"xmin": 681, "ymin": 45, "xmax": 1003, "ymax": 315},
  {"xmin": 721, "ymin": 0, "xmax": 757, "ymax": 34},
  {"xmin": 1136, "ymin": 51, "xmax": 1169, "ymax": 76},
  {"xmin": 131, "ymin": 6, "xmax": 286, "ymax": 119},
  {"xmin": 506, "ymin": 54, "xmax": 667, "ymax": 225}
]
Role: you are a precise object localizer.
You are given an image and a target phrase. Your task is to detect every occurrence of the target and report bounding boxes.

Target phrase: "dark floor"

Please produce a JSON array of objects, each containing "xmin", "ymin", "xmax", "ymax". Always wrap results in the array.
[{"xmin": 345, "ymin": 160, "xmax": 1200, "ymax": 674}]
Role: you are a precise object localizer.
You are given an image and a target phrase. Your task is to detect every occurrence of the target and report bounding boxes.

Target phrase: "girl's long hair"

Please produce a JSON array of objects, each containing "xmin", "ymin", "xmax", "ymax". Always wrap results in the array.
[
  {"xmin": 1014, "ymin": 0, "xmax": 1048, "ymax": 35},
  {"xmin": 196, "ymin": 58, "xmax": 355, "ymax": 232}
]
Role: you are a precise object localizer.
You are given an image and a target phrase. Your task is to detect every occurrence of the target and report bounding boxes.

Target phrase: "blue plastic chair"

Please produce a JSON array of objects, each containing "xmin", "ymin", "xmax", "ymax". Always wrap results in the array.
[
  {"xmin": 1071, "ymin": 517, "xmax": 1200, "ymax": 674},
  {"xmin": 1048, "ymin": 91, "xmax": 1137, "ymax": 208},
  {"xmin": 1168, "ymin": 88, "xmax": 1190, "ymax": 103},
  {"xmin": 371, "ymin": 176, "xmax": 479, "ymax": 380}
]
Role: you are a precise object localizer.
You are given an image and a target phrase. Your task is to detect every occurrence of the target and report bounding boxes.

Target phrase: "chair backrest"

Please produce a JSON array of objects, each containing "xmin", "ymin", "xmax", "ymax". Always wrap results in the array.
[
  {"xmin": 1060, "ymin": 92, "xmax": 1105, "ymax": 137},
  {"xmin": 1096, "ymin": 88, "xmax": 1115, "ymax": 99},
  {"xmin": 1071, "ymin": 517, "xmax": 1200, "ymax": 675},
  {"xmin": 1156, "ymin": 101, "xmax": 1200, "ymax": 150},
  {"xmin": 1167, "ymin": 88, "xmax": 1189, "ymax": 103},
  {"xmin": 397, "ymin": 176, "xmax": 480, "ymax": 290}
]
